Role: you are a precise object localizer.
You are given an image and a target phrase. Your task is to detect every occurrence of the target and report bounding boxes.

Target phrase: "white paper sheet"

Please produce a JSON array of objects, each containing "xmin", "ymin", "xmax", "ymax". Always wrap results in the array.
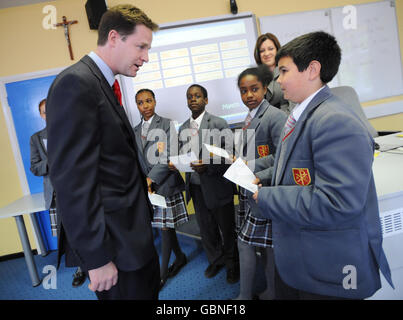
[
  {"xmin": 203, "ymin": 143, "xmax": 230, "ymax": 159},
  {"xmin": 223, "ymin": 158, "xmax": 258, "ymax": 193},
  {"xmin": 148, "ymin": 192, "xmax": 167, "ymax": 208},
  {"xmin": 169, "ymin": 152, "xmax": 198, "ymax": 172}
]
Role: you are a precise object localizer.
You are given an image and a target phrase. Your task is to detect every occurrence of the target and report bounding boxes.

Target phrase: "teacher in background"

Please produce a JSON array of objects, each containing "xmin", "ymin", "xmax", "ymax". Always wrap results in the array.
[
  {"xmin": 46, "ymin": 4, "xmax": 160, "ymax": 300},
  {"xmin": 254, "ymin": 33, "xmax": 294, "ymax": 114}
]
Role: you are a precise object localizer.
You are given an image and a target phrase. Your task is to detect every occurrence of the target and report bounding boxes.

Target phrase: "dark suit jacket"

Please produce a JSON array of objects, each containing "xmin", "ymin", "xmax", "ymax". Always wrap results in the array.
[
  {"xmin": 133, "ymin": 114, "xmax": 185, "ymax": 197},
  {"xmin": 46, "ymin": 55, "xmax": 157, "ymax": 272},
  {"xmin": 30, "ymin": 128, "xmax": 54, "ymax": 209},
  {"xmin": 179, "ymin": 111, "xmax": 235, "ymax": 210},
  {"xmin": 257, "ymin": 86, "xmax": 394, "ymax": 298}
]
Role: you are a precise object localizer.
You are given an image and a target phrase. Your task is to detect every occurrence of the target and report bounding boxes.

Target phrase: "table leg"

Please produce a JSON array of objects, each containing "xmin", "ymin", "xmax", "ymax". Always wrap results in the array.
[
  {"xmin": 14, "ymin": 215, "xmax": 41, "ymax": 287},
  {"xmin": 29, "ymin": 212, "xmax": 48, "ymax": 256}
]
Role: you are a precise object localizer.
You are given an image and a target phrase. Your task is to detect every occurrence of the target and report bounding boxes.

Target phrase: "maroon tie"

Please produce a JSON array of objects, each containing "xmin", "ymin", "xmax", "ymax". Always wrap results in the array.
[{"xmin": 112, "ymin": 79, "xmax": 122, "ymax": 106}]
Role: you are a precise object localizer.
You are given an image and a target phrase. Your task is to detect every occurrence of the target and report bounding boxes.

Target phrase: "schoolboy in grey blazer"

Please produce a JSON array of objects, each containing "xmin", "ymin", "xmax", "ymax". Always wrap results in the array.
[
  {"xmin": 253, "ymin": 31, "xmax": 393, "ymax": 299},
  {"xmin": 177, "ymin": 84, "xmax": 239, "ymax": 284}
]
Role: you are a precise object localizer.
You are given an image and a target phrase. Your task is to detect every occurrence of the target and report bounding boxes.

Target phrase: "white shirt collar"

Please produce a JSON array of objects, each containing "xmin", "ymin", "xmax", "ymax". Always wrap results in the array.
[
  {"xmin": 190, "ymin": 110, "xmax": 206, "ymax": 127},
  {"xmin": 142, "ymin": 115, "xmax": 154, "ymax": 126},
  {"xmin": 248, "ymin": 99, "xmax": 265, "ymax": 119},
  {"xmin": 88, "ymin": 51, "xmax": 116, "ymax": 87},
  {"xmin": 292, "ymin": 86, "xmax": 325, "ymax": 121}
]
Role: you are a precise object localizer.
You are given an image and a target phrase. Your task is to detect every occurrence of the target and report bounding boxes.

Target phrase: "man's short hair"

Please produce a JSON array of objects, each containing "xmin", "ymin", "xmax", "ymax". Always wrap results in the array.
[
  {"xmin": 97, "ymin": 4, "xmax": 158, "ymax": 46},
  {"xmin": 275, "ymin": 31, "xmax": 341, "ymax": 83},
  {"xmin": 187, "ymin": 84, "xmax": 208, "ymax": 99}
]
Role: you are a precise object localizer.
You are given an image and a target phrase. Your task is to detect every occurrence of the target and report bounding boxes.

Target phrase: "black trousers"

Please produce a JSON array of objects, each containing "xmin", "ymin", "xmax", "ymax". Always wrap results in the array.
[
  {"xmin": 190, "ymin": 184, "xmax": 238, "ymax": 269},
  {"xmin": 95, "ymin": 254, "xmax": 160, "ymax": 300}
]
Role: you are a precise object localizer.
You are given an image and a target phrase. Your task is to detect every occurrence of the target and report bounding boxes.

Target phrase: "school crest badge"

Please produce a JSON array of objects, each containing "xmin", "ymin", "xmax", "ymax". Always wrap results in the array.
[
  {"xmin": 257, "ymin": 145, "xmax": 269, "ymax": 158},
  {"xmin": 292, "ymin": 168, "xmax": 311, "ymax": 186}
]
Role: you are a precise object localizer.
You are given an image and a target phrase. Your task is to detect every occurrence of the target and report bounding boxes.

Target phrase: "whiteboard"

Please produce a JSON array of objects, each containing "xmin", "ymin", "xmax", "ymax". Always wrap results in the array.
[
  {"xmin": 259, "ymin": 1, "xmax": 403, "ymax": 102},
  {"xmin": 331, "ymin": 1, "xmax": 403, "ymax": 101},
  {"xmin": 120, "ymin": 13, "xmax": 258, "ymax": 127}
]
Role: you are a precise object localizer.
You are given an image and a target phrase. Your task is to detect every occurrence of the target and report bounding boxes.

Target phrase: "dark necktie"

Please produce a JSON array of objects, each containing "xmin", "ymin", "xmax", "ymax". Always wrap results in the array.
[{"xmin": 112, "ymin": 79, "xmax": 122, "ymax": 106}]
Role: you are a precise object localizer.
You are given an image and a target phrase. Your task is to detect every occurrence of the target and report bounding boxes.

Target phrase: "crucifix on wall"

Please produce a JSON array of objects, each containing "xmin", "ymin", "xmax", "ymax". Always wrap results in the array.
[{"xmin": 55, "ymin": 16, "xmax": 78, "ymax": 60}]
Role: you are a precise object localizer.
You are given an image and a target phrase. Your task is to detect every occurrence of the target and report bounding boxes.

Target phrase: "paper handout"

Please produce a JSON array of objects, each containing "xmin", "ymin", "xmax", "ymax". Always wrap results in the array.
[
  {"xmin": 148, "ymin": 192, "xmax": 167, "ymax": 208},
  {"xmin": 203, "ymin": 143, "xmax": 231, "ymax": 159},
  {"xmin": 169, "ymin": 152, "xmax": 198, "ymax": 172},
  {"xmin": 223, "ymin": 158, "xmax": 258, "ymax": 193}
]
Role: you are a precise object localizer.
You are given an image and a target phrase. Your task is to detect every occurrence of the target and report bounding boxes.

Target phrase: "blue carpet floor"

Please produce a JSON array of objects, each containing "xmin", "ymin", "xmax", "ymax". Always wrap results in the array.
[{"xmin": 0, "ymin": 232, "xmax": 268, "ymax": 300}]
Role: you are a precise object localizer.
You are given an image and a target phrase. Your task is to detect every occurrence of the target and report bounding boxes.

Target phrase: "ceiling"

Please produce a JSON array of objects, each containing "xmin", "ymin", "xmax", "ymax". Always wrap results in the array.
[{"xmin": 0, "ymin": 0, "xmax": 56, "ymax": 10}]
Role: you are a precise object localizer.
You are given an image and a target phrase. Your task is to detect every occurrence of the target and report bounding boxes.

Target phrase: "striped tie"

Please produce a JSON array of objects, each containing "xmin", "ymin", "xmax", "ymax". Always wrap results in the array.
[
  {"xmin": 243, "ymin": 112, "xmax": 252, "ymax": 130},
  {"xmin": 282, "ymin": 113, "xmax": 296, "ymax": 141},
  {"xmin": 190, "ymin": 120, "xmax": 199, "ymax": 135}
]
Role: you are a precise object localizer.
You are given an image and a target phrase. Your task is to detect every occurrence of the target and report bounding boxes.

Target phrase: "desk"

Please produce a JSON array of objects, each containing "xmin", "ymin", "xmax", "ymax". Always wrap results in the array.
[
  {"xmin": 376, "ymin": 131, "xmax": 403, "ymax": 151},
  {"xmin": 369, "ymin": 134, "xmax": 403, "ymax": 299},
  {"xmin": 0, "ymin": 193, "xmax": 47, "ymax": 287}
]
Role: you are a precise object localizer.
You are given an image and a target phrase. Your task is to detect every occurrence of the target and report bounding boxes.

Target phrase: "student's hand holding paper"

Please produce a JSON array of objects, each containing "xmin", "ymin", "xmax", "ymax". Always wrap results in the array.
[
  {"xmin": 223, "ymin": 158, "xmax": 258, "ymax": 193},
  {"xmin": 168, "ymin": 161, "xmax": 178, "ymax": 171},
  {"xmin": 252, "ymin": 177, "xmax": 260, "ymax": 185},
  {"xmin": 253, "ymin": 189, "xmax": 259, "ymax": 203},
  {"xmin": 169, "ymin": 152, "xmax": 198, "ymax": 172},
  {"xmin": 146, "ymin": 177, "xmax": 153, "ymax": 193},
  {"xmin": 190, "ymin": 159, "xmax": 207, "ymax": 174}
]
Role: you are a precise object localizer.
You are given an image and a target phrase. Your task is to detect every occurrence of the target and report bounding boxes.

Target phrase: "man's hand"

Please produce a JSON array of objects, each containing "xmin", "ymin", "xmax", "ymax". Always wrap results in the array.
[
  {"xmin": 88, "ymin": 261, "xmax": 118, "ymax": 292},
  {"xmin": 190, "ymin": 160, "xmax": 207, "ymax": 174}
]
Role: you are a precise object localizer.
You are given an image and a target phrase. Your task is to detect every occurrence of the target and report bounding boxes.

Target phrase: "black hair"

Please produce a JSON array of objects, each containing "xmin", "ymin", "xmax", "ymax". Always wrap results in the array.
[
  {"xmin": 186, "ymin": 84, "xmax": 208, "ymax": 99},
  {"xmin": 275, "ymin": 31, "xmax": 341, "ymax": 83},
  {"xmin": 135, "ymin": 88, "xmax": 155, "ymax": 101},
  {"xmin": 237, "ymin": 64, "xmax": 273, "ymax": 88}
]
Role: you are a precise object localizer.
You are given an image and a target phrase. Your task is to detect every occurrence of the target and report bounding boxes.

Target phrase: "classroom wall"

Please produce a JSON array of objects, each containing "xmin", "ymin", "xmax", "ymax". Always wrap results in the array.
[{"xmin": 1, "ymin": 0, "xmax": 402, "ymax": 256}]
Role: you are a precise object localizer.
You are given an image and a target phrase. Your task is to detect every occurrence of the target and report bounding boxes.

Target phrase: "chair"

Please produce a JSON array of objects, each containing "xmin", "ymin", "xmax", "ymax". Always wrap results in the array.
[{"xmin": 331, "ymin": 86, "xmax": 378, "ymax": 138}]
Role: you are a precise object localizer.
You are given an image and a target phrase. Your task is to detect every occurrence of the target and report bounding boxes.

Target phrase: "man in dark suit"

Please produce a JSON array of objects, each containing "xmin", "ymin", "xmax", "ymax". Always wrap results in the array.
[
  {"xmin": 175, "ymin": 84, "xmax": 239, "ymax": 284},
  {"xmin": 30, "ymin": 98, "xmax": 86, "ymax": 288},
  {"xmin": 46, "ymin": 5, "xmax": 160, "ymax": 300}
]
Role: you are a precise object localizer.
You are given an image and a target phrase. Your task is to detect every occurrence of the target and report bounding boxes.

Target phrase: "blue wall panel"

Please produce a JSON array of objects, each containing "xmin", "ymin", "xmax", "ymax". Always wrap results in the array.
[{"xmin": 6, "ymin": 75, "xmax": 57, "ymax": 250}]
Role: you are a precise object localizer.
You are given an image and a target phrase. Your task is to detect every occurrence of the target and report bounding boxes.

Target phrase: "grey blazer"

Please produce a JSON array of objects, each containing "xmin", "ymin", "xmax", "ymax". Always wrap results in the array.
[
  {"xmin": 256, "ymin": 86, "xmax": 393, "ymax": 298},
  {"xmin": 133, "ymin": 114, "xmax": 185, "ymax": 197},
  {"xmin": 241, "ymin": 100, "xmax": 287, "ymax": 162},
  {"xmin": 30, "ymin": 128, "xmax": 54, "ymax": 209},
  {"xmin": 179, "ymin": 111, "xmax": 235, "ymax": 210}
]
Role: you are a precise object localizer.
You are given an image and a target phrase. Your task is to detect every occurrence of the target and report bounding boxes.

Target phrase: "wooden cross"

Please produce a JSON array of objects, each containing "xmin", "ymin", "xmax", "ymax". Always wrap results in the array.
[{"xmin": 55, "ymin": 16, "xmax": 78, "ymax": 60}]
